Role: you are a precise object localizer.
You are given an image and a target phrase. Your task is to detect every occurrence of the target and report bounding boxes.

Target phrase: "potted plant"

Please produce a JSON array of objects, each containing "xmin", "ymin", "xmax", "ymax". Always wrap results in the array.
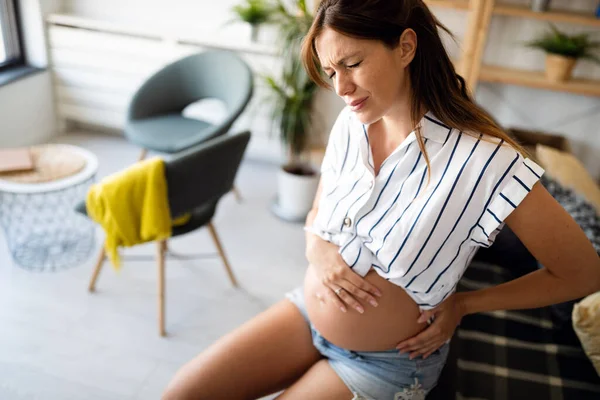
[
  {"xmin": 265, "ymin": 0, "xmax": 320, "ymax": 222},
  {"xmin": 525, "ymin": 24, "xmax": 600, "ymax": 83},
  {"xmin": 231, "ymin": 0, "xmax": 274, "ymax": 42}
]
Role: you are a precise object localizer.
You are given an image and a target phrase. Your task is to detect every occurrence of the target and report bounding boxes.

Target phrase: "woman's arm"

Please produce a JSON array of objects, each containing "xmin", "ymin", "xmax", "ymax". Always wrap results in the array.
[
  {"xmin": 396, "ymin": 182, "xmax": 600, "ymax": 360},
  {"xmin": 458, "ymin": 181, "xmax": 600, "ymax": 316}
]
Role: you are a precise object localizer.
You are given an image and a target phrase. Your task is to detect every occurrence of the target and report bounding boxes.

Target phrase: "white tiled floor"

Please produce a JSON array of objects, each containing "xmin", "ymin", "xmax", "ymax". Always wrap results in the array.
[{"xmin": 0, "ymin": 132, "xmax": 308, "ymax": 399}]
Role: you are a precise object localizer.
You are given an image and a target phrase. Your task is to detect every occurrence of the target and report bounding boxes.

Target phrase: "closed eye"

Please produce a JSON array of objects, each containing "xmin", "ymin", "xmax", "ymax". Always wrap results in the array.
[{"xmin": 327, "ymin": 61, "xmax": 362, "ymax": 80}]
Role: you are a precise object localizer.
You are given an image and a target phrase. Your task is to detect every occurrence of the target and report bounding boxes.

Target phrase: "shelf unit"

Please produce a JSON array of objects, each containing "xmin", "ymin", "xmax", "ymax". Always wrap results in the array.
[{"xmin": 425, "ymin": 0, "xmax": 600, "ymax": 97}]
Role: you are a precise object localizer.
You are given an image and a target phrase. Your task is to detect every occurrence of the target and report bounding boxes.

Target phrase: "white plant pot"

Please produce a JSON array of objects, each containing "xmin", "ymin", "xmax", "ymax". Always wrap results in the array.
[{"xmin": 273, "ymin": 166, "xmax": 320, "ymax": 222}]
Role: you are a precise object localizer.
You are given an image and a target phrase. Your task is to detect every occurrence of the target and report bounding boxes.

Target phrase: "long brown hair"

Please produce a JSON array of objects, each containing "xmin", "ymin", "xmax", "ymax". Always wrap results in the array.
[{"xmin": 301, "ymin": 0, "xmax": 526, "ymax": 179}]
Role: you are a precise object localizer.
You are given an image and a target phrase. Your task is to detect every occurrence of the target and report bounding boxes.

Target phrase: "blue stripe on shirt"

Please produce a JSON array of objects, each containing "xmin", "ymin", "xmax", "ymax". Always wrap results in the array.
[
  {"xmin": 425, "ymin": 150, "xmax": 518, "ymax": 294},
  {"xmin": 499, "ymin": 192, "xmax": 517, "ymax": 208},
  {"xmin": 486, "ymin": 208, "xmax": 501, "ymax": 224},
  {"xmin": 402, "ymin": 132, "xmax": 477, "ymax": 278},
  {"xmin": 326, "ymin": 168, "xmax": 367, "ymax": 227},
  {"xmin": 365, "ymin": 143, "xmax": 424, "ymax": 245},
  {"xmin": 424, "ymin": 115, "xmax": 451, "ymax": 130},
  {"xmin": 346, "ymin": 149, "xmax": 409, "ymax": 267},
  {"xmin": 404, "ymin": 134, "xmax": 491, "ymax": 288},
  {"xmin": 362, "ymin": 125, "xmax": 374, "ymax": 169},
  {"xmin": 375, "ymin": 161, "xmax": 429, "ymax": 258},
  {"xmin": 325, "ymin": 145, "xmax": 362, "ymax": 198},
  {"xmin": 513, "ymin": 175, "xmax": 530, "ymax": 192},
  {"xmin": 477, "ymin": 223, "xmax": 489, "ymax": 238},
  {"xmin": 381, "ymin": 132, "xmax": 463, "ymax": 273},
  {"xmin": 339, "ymin": 132, "xmax": 350, "ymax": 174},
  {"xmin": 524, "ymin": 161, "xmax": 540, "ymax": 179}
]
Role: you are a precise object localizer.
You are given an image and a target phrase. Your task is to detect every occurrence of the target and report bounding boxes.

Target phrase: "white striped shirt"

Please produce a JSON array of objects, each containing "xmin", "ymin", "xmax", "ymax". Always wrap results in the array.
[{"xmin": 308, "ymin": 107, "xmax": 544, "ymax": 309}]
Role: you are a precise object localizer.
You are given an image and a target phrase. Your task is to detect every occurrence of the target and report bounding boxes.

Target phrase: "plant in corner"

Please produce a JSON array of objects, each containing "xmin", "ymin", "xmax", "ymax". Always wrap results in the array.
[
  {"xmin": 525, "ymin": 24, "xmax": 600, "ymax": 83},
  {"xmin": 264, "ymin": 0, "xmax": 320, "ymax": 221},
  {"xmin": 231, "ymin": 0, "xmax": 274, "ymax": 42}
]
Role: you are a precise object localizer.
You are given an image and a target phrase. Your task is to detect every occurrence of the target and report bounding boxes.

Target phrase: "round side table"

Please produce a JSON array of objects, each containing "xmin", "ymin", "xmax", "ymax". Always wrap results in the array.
[{"xmin": 0, "ymin": 144, "xmax": 98, "ymax": 271}]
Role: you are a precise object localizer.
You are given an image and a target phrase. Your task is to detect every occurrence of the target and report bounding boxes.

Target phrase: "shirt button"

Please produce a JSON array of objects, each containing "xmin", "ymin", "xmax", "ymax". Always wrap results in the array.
[{"xmin": 343, "ymin": 217, "xmax": 352, "ymax": 228}]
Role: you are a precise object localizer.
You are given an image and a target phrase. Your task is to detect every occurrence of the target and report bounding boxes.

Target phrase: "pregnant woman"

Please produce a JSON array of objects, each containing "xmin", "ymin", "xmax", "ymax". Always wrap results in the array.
[{"xmin": 163, "ymin": 1, "xmax": 600, "ymax": 399}]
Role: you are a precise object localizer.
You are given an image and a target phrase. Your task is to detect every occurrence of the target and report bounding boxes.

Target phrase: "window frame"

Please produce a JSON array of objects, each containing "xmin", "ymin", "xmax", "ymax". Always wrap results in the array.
[{"xmin": 0, "ymin": 0, "xmax": 25, "ymax": 72}]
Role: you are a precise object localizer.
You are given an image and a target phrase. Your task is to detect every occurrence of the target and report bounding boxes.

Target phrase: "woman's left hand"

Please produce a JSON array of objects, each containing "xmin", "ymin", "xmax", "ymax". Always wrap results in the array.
[{"xmin": 396, "ymin": 293, "xmax": 466, "ymax": 360}]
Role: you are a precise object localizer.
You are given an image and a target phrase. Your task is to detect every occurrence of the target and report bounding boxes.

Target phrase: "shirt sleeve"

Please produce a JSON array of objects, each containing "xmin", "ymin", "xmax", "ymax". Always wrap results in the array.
[{"xmin": 472, "ymin": 152, "xmax": 545, "ymax": 247}]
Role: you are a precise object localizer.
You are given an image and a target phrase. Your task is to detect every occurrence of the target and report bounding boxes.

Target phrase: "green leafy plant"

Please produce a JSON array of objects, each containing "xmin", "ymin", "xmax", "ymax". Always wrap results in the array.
[
  {"xmin": 525, "ymin": 24, "xmax": 600, "ymax": 63},
  {"xmin": 263, "ymin": 0, "xmax": 319, "ymax": 170},
  {"xmin": 231, "ymin": 0, "xmax": 274, "ymax": 25}
]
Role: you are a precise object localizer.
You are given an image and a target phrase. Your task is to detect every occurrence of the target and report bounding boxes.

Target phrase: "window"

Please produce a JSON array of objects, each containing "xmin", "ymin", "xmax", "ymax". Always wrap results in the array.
[{"xmin": 0, "ymin": 0, "xmax": 24, "ymax": 70}]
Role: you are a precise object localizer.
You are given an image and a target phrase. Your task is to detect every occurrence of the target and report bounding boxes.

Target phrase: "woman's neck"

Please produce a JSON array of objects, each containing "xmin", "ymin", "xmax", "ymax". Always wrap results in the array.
[{"xmin": 372, "ymin": 100, "xmax": 426, "ymax": 145}]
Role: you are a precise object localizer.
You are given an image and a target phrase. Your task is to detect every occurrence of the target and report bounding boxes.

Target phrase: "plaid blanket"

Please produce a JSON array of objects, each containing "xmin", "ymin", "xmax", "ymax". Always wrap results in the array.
[{"xmin": 447, "ymin": 260, "xmax": 600, "ymax": 400}]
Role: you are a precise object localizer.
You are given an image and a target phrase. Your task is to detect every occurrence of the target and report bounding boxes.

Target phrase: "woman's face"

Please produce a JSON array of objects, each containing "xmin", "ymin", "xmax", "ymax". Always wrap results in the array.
[{"xmin": 315, "ymin": 27, "xmax": 417, "ymax": 125}]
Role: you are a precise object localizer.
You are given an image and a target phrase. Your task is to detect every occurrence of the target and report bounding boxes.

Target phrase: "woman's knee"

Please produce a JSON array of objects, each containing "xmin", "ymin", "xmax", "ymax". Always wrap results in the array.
[{"xmin": 161, "ymin": 361, "xmax": 218, "ymax": 400}]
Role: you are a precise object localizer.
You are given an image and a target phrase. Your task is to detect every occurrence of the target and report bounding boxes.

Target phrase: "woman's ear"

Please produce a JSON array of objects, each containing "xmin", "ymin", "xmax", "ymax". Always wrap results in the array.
[{"xmin": 398, "ymin": 28, "xmax": 417, "ymax": 66}]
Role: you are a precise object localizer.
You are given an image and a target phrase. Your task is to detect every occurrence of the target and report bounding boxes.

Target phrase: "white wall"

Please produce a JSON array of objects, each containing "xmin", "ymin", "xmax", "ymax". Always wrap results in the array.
[
  {"xmin": 58, "ymin": 0, "xmax": 600, "ymax": 177},
  {"xmin": 0, "ymin": 0, "xmax": 63, "ymax": 147}
]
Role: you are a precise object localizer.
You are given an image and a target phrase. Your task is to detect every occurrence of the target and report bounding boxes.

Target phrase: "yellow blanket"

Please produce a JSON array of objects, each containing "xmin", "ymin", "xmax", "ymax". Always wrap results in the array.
[{"xmin": 86, "ymin": 157, "xmax": 185, "ymax": 269}]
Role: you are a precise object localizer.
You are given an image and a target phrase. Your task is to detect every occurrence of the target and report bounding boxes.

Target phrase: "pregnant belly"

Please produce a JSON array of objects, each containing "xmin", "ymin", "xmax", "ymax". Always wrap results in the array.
[{"xmin": 304, "ymin": 265, "xmax": 427, "ymax": 351}]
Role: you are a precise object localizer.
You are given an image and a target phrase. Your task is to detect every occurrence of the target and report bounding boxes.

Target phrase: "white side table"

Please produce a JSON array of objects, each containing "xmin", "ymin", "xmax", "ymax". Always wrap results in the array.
[{"xmin": 0, "ymin": 144, "xmax": 98, "ymax": 271}]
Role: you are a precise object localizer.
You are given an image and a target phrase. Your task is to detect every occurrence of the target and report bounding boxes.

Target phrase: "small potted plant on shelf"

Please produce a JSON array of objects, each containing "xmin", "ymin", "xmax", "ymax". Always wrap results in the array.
[
  {"xmin": 525, "ymin": 24, "xmax": 600, "ymax": 83},
  {"xmin": 264, "ymin": 0, "xmax": 320, "ymax": 222},
  {"xmin": 231, "ymin": 0, "xmax": 274, "ymax": 42}
]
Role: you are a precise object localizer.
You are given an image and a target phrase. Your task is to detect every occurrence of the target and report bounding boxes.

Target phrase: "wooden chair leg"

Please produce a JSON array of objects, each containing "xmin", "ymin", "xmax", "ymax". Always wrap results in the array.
[
  {"xmin": 88, "ymin": 245, "xmax": 106, "ymax": 292},
  {"xmin": 157, "ymin": 240, "xmax": 167, "ymax": 337},
  {"xmin": 207, "ymin": 222, "xmax": 238, "ymax": 287},
  {"xmin": 138, "ymin": 148, "xmax": 148, "ymax": 162},
  {"xmin": 232, "ymin": 185, "xmax": 242, "ymax": 203}
]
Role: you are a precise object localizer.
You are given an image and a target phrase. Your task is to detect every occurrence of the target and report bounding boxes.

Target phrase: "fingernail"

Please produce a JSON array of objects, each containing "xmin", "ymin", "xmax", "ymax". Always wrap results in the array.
[
  {"xmin": 340, "ymin": 306, "xmax": 347, "ymax": 313},
  {"xmin": 369, "ymin": 299, "xmax": 378, "ymax": 307},
  {"xmin": 375, "ymin": 290, "xmax": 382, "ymax": 297},
  {"xmin": 356, "ymin": 306, "xmax": 364, "ymax": 314}
]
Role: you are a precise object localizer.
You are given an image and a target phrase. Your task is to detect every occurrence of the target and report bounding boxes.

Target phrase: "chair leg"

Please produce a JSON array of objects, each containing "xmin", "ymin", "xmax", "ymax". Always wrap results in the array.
[
  {"xmin": 138, "ymin": 148, "xmax": 148, "ymax": 162},
  {"xmin": 207, "ymin": 222, "xmax": 238, "ymax": 288},
  {"xmin": 232, "ymin": 185, "xmax": 242, "ymax": 203},
  {"xmin": 157, "ymin": 240, "xmax": 167, "ymax": 337},
  {"xmin": 88, "ymin": 245, "xmax": 106, "ymax": 292}
]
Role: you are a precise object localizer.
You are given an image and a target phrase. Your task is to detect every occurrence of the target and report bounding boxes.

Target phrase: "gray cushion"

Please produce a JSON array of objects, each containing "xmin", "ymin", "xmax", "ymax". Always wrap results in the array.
[{"xmin": 125, "ymin": 114, "xmax": 214, "ymax": 154}]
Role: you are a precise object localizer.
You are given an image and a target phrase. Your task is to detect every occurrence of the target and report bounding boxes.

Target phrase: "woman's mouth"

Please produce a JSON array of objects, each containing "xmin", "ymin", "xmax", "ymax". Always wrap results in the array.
[{"xmin": 349, "ymin": 97, "xmax": 368, "ymax": 111}]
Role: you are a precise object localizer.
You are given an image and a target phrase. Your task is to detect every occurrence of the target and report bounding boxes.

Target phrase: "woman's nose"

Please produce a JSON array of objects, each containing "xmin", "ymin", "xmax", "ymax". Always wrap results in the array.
[{"xmin": 335, "ymin": 73, "xmax": 355, "ymax": 97}]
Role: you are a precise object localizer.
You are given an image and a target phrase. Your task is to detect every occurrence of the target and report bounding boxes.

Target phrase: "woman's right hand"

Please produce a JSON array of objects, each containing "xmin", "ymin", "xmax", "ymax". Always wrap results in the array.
[{"xmin": 305, "ymin": 235, "xmax": 382, "ymax": 313}]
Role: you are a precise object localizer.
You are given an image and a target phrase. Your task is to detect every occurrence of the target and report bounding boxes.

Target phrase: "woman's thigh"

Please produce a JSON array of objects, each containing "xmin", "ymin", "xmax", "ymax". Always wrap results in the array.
[
  {"xmin": 162, "ymin": 299, "xmax": 322, "ymax": 400},
  {"xmin": 276, "ymin": 359, "xmax": 354, "ymax": 400}
]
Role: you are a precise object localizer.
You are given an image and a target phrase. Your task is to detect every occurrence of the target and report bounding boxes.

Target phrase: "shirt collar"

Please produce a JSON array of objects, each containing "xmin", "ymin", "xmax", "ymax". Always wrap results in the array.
[{"xmin": 419, "ymin": 112, "xmax": 452, "ymax": 144}]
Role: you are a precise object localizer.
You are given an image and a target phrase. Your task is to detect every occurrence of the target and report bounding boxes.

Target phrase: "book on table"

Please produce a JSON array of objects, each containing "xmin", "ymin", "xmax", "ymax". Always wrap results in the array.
[{"xmin": 0, "ymin": 148, "xmax": 34, "ymax": 173}]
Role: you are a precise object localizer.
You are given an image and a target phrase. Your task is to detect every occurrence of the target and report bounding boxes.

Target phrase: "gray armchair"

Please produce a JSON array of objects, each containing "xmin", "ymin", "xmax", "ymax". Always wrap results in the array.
[{"xmin": 125, "ymin": 50, "xmax": 253, "ymax": 155}]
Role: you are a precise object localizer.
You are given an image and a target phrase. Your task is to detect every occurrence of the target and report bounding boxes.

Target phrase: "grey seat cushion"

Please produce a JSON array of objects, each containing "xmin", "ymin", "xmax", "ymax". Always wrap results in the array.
[{"xmin": 125, "ymin": 114, "xmax": 215, "ymax": 154}]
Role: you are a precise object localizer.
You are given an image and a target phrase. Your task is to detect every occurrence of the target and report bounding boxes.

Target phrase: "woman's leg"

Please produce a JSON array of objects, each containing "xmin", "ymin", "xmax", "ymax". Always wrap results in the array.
[
  {"xmin": 276, "ymin": 359, "xmax": 354, "ymax": 400},
  {"xmin": 162, "ymin": 299, "xmax": 322, "ymax": 400}
]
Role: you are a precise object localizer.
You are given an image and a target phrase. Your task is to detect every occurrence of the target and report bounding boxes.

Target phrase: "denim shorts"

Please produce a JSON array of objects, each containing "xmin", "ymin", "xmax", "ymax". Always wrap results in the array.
[{"xmin": 285, "ymin": 286, "xmax": 449, "ymax": 400}]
